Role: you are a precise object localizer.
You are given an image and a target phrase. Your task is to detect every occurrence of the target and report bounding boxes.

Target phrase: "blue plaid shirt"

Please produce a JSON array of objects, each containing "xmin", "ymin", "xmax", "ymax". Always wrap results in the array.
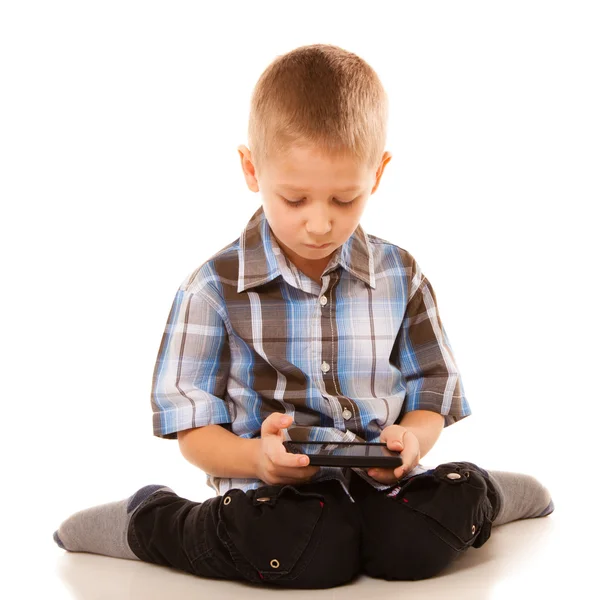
[{"xmin": 150, "ymin": 205, "xmax": 471, "ymax": 501}]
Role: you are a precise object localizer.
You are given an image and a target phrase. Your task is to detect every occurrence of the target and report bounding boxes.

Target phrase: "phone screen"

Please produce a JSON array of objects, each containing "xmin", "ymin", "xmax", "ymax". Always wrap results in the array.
[{"xmin": 284, "ymin": 441, "xmax": 397, "ymax": 458}]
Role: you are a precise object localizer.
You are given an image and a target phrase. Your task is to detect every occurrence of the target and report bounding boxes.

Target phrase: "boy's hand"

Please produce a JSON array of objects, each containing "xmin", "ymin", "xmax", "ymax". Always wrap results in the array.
[
  {"xmin": 255, "ymin": 413, "xmax": 321, "ymax": 486},
  {"xmin": 366, "ymin": 425, "xmax": 421, "ymax": 486}
]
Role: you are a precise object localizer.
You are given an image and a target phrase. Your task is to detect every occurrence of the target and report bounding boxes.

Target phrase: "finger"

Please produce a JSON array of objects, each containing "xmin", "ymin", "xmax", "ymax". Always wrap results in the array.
[
  {"xmin": 395, "ymin": 437, "xmax": 419, "ymax": 479},
  {"xmin": 269, "ymin": 442, "xmax": 311, "ymax": 469},
  {"xmin": 367, "ymin": 468, "xmax": 382, "ymax": 482},
  {"xmin": 368, "ymin": 468, "xmax": 397, "ymax": 485},
  {"xmin": 388, "ymin": 439, "xmax": 404, "ymax": 452},
  {"xmin": 380, "ymin": 426, "xmax": 405, "ymax": 446},
  {"xmin": 270, "ymin": 464, "xmax": 320, "ymax": 485}
]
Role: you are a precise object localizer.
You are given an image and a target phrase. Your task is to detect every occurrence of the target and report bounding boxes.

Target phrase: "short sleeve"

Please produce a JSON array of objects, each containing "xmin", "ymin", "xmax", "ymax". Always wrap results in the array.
[
  {"xmin": 393, "ymin": 268, "xmax": 472, "ymax": 427},
  {"xmin": 150, "ymin": 286, "xmax": 232, "ymax": 439}
]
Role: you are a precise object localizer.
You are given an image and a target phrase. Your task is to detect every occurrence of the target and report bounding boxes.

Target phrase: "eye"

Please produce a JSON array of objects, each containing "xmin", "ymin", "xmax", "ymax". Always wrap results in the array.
[{"xmin": 282, "ymin": 197, "xmax": 355, "ymax": 208}]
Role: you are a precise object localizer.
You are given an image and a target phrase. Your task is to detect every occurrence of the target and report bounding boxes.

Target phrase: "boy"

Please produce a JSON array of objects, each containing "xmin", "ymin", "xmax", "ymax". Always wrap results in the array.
[{"xmin": 53, "ymin": 44, "xmax": 553, "ymax": 588}]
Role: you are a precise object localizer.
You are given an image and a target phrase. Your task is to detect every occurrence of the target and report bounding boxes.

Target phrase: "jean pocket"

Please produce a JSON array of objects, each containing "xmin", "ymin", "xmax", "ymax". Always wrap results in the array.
[
  {"xmin": 396, "ymin": 463, "xmax": 494, "ymax": 551},
  {"xmin": 217, "ymin": 484, "xmax": 326, "ymax": 582}
]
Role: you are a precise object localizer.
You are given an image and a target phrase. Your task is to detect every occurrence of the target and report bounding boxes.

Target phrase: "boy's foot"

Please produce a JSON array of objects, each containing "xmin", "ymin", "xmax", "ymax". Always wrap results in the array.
[
  {"xmin": 486, "ymin": 470, "xmax": 554, "ymax": 526},
  {"xmin": 53, "ymin": 484, "xmax": 174, "ymax": 560}
]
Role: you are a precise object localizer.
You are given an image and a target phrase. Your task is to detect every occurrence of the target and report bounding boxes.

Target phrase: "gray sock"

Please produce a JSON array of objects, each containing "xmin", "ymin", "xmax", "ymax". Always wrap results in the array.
[
  {"xmin": 487, "ymin": 470, "xmax": 554, "ymax": 526},
  {"xmin": 53, "ymin": 484, "xmax": 175, "ymax": 560}
]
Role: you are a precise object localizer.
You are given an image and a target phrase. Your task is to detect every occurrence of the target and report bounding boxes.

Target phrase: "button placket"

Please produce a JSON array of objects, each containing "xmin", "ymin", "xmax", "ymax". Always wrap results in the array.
[
  {"xmin": 319, "ymin": 283, "xmax": 349, "ymax": 426},
  {"xmin": 318, "ymin": 295, "xmax": 329, "ymax": 380},
  {"xmin": 318, "ymin": 279, "xmax": 343, "ymax": 426}
]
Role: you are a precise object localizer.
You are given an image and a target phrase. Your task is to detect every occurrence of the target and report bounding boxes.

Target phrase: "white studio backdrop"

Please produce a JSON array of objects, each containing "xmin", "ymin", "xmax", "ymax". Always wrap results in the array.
[{"xmin": 1, "ymin": 3, "xmax": 598, "ymax": 592}]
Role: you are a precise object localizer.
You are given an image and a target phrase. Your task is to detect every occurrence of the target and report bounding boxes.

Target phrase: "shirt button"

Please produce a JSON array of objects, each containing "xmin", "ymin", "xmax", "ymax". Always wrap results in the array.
[
  {"xmin": 320, "ymin": 295, "xmax": 328, "ymax": 306},
  {"xmin": 321, "ymin": 361, "xmax": 330, "ymax": 373},
  {"xmin": 342, "ymin": 409, "xmax": 352, "ymax": 420},
  {"xmin": 447, "ymin": 472, "xmax": 461, "ymax": 480}
]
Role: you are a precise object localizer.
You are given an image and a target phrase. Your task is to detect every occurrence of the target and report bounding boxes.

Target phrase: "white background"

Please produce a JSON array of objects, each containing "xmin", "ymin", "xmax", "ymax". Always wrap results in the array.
[{"xmin": 1, "ymin": 1, "xmax": 598, "ymax": 598}]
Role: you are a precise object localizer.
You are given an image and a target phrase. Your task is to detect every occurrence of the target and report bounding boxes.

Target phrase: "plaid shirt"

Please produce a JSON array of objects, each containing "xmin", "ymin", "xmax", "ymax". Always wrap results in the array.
[{"xmin": 150, "ymin": 205, "xmax": 471, "ymax": 501}]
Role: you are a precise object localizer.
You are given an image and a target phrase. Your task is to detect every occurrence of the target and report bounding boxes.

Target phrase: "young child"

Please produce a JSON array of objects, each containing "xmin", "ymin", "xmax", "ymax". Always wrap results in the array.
[{"xmin": 53, "ymin": 43, "xmax": 553, "ymax": 588}]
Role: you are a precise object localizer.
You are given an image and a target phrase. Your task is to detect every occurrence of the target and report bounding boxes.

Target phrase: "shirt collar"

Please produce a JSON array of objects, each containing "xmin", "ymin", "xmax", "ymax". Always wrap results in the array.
[{"xmin": 237, "ymin": 205, "xmax": 376, "ymax": 293}]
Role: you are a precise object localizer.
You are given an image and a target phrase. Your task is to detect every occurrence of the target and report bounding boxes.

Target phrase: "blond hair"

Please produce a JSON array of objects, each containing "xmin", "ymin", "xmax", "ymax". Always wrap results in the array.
[{"xmin": 247, "ymin": 43, "xmax": 389, "ymax": 176}]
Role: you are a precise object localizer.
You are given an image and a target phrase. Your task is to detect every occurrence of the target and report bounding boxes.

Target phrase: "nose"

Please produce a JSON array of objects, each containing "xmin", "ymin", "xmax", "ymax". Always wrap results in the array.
[{"xmin": 305, "ymin": 206, "xmax": 332, "ymax": 236}]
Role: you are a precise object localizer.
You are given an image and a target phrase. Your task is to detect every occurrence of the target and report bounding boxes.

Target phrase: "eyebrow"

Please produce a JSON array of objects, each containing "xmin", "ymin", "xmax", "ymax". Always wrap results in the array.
[{"xmin": 278, "ymin": 184, "xmax": 362, "ymax": 193}]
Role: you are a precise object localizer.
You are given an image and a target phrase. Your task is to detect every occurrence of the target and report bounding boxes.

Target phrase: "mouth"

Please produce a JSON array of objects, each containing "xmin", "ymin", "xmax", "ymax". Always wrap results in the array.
[{"xmin": 305, "ymin": 243, "xmax": 332, "ymax": 249}]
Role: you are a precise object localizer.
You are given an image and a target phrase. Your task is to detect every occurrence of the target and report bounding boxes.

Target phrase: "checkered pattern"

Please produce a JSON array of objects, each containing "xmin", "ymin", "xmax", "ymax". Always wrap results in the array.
[{"xmin": 150, "ymin": 206, "xmax": 471, "ymax": 499}]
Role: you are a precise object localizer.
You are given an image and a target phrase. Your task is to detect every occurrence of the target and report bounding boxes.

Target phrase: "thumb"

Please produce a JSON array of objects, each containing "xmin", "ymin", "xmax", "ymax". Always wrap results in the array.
[
  {"xmin": 262, "ymin": 413, "xmax": 292, "ymax": 436},
  {"xmin": 381, "ymin": 433, "xmax": 403, "ymax": 451}
]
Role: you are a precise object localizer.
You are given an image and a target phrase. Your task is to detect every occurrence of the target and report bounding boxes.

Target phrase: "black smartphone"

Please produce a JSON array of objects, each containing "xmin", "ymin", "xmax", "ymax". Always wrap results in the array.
[{"xmin": 283, "ymin": 441, "xmax": 403, "ymax": 468}]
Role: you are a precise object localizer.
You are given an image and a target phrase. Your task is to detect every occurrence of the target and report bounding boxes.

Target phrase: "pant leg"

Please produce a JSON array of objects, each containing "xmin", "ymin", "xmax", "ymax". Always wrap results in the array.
[
  {"xmin": 127, "ymin": 478, "xmax": 362, "ymax": 589},
  {"xmin": 350, "ymin": 461, "xmax": 499, "ymax": 581}
]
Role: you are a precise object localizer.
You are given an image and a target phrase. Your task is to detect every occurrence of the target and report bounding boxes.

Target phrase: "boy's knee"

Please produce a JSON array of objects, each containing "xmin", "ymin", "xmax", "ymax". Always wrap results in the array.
[
  {"xmin": 358, "ymin": 462, "xmax": 498, "ymax": 580},
  {"xmin": 361, "ymin": 515, "xmax": 460, "ymax": 580}
]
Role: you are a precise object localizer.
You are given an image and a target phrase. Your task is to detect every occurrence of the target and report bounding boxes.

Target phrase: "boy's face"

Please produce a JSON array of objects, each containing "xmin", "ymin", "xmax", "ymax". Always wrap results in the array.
[{"xmin": 238, "ymin": 143, "xmax": 392, "ymax": 280}]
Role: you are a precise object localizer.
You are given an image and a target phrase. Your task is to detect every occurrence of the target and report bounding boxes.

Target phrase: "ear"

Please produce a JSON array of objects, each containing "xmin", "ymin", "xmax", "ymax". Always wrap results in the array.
[
  {"xmin": 370, "ymin": 151, "xmax": 392, "ymax": 195},
  {"xmin": 238, "ymin": 145, "xmax": 260, "ymax": 193}
]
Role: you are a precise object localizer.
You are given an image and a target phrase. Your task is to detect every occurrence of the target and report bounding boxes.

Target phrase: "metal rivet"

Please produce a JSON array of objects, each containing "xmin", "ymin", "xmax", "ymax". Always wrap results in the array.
[
  {"xmin": 446, "ymin": 472, "xmax": 461, "ymax": 480},
  {"xmin": 223, "ymin": 496, "xmax": 231, "ymax": 505},
  {"xmin": 472, "ymin": 525, "xmax": 476, "ymax": 534},
  {"xmin": 270, "ymin": 559, "xmax": 280, "ymax": 569}
]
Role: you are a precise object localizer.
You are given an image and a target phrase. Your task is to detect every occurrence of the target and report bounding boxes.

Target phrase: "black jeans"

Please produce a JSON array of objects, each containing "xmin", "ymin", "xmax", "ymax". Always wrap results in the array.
[{"xmin": 127, "ymin": 461, "xmax": 499, "ymax": 589}]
